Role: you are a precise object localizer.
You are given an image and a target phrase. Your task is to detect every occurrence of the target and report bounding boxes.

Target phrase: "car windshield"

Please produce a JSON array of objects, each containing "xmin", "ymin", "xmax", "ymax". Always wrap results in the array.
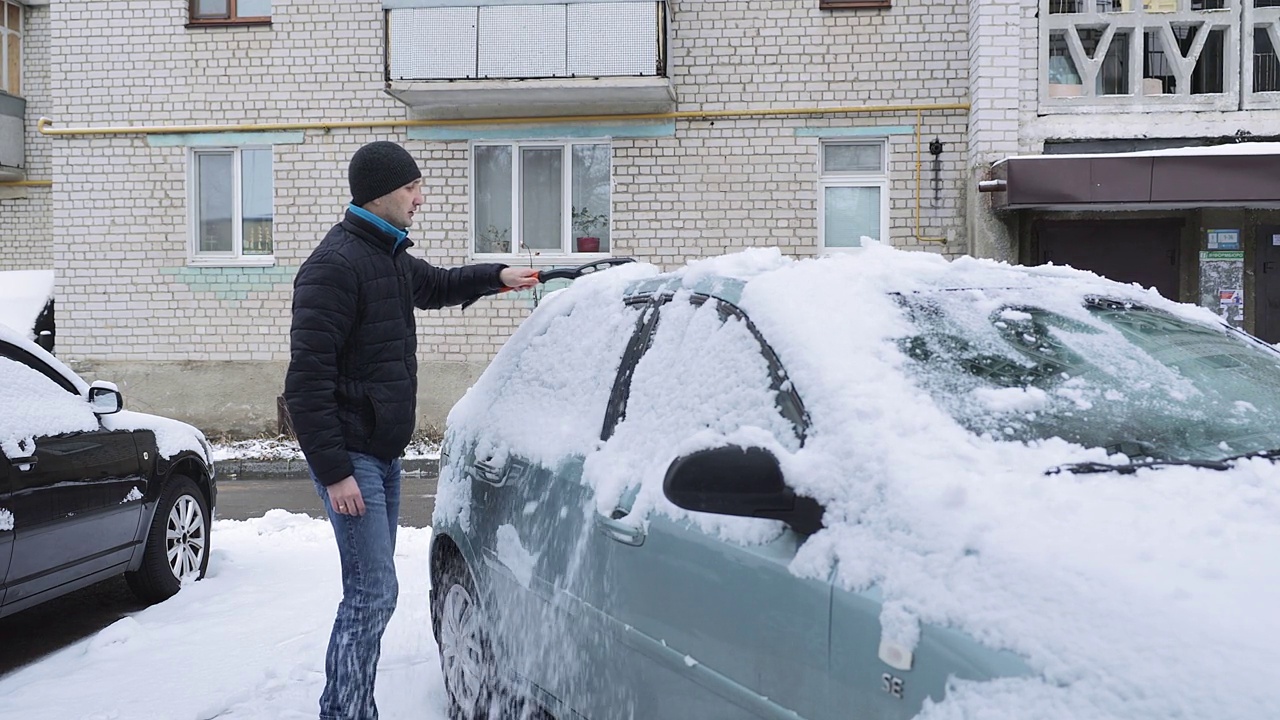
[{"xmin": 897, "ymin": 291, "xmax": 1280, "ymax": 463}]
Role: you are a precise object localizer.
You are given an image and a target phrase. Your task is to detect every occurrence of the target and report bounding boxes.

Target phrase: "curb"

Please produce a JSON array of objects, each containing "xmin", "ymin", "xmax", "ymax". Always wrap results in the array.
[{"xmin": 215, "ymin": 457, "xmax": 440, "ymax": 479}]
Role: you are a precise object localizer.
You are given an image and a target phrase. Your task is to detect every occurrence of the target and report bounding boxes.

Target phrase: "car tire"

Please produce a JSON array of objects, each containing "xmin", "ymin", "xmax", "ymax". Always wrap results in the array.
[
  {"xmin": 434, "ymin": 554, "xmax": 527, "ymax": 720},
  {"xmin": 125, "ymin": 474, "xmax": 210, "ymax": 604}
]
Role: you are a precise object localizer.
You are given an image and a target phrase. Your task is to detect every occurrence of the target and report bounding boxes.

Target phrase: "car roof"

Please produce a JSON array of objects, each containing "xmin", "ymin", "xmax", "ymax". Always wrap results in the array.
[
  {"xmin": 624, "ymin": 274, "xmax": 748, "ymax": 305},
  {"xmin": 0, "ymin": 323, "xmax": 87, "ymax": 395}
]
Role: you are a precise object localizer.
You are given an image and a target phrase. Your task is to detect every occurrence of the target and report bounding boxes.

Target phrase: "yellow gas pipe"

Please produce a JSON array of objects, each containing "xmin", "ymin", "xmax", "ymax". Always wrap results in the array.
[{"xmin": 6, "ymin": 103, "xmax": 970, "ymax": 245}]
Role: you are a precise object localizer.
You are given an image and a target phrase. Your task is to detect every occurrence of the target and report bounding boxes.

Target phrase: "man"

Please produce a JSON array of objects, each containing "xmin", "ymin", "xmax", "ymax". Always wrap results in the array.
[{"xmin": 285, "ymin": 140, "xmax": 537, "ymax": 720}]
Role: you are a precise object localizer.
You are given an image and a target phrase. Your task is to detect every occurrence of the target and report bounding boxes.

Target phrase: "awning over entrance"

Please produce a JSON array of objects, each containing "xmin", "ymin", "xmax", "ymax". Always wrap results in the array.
[{"xmin": 981, "ymin": 143, "xmax": 1280, "ymax": 210}]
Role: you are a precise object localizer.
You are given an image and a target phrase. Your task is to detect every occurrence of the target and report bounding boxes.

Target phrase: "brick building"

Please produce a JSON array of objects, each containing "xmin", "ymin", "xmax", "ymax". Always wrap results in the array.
[
  {"xmin": 1, "ymin": 0, "xmax": 991, "ymax": 435},
  {"xmin": 978, "ymin": 0, "xmax": 1280, "ymax": 343}
]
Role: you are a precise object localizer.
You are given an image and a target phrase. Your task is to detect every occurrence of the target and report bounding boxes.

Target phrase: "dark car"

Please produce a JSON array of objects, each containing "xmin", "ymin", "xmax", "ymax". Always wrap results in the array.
[{"xmin": 0, "ymin": 324, "xmax": 216, "ymax": 618}]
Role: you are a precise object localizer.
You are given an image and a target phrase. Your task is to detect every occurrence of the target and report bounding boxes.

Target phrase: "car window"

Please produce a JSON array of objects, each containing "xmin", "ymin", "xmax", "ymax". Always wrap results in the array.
[
  {"xmin": 610, "ymin": 294, "xmax": 805, "ymax": 457},
  {"xmin": 466, "ymin": 296, "xmax": 648, "ymax": 469},
  {"xmin": 898, "ymin": 292, "xmax": 1280, "ymax": 462},
  {"xmin": 0, "ymin": 341, "xmax": 79, "ymax": 394},
  {"xmin": 0, "ymin": 356, "xmax": 99, "ymax": 457}
]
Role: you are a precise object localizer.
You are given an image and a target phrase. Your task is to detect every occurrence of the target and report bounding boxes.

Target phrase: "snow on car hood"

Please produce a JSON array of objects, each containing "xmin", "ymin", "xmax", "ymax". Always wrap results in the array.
[
  {"xmin": 447, "ymin": 245, "xmax": 1280, "ymax": 719},
  {"xmin": 0, "ymin": 324, "xmax": 211, "ymax": 465},
  {"xmin": 102, "ymin": 410, "xmax": 211, "ymax": 465}
]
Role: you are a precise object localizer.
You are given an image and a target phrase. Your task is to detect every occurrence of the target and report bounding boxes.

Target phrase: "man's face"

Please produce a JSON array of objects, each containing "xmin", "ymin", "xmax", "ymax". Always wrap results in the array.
[{"xmin": 368, "ymin": 179, "xmax": 424, "ymax": 230}]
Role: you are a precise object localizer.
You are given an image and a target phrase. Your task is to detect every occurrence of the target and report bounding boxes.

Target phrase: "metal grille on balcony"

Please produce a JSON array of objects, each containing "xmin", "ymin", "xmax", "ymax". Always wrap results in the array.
[
  {"xmin": 388, "ymin": 1, "xmax": 665, "ymax": 81},
  {"xmin": 1041, "ymin": 0, "xmax": 1280, "ymax": 110}
]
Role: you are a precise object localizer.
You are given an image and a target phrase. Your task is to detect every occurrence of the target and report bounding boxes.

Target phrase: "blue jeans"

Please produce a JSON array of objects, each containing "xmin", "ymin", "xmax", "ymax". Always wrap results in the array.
[{"xmin": 311, "ymin": 452, "xmax": 402, "ymax": 720}]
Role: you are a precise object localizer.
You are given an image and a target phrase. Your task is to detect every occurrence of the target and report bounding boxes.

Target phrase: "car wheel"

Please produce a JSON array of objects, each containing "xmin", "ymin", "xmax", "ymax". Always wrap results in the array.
[
  {"xmin": 435, "ymin": 555, "xmax": 527, "ymax": 720},
  {"xmin": 126, "ymin": 474, "xmax": 210, "ymax": 603}
]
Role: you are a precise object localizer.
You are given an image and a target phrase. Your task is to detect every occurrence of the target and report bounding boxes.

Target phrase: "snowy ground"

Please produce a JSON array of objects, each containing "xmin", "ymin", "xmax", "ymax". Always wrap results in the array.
[
  {"xmin": 0, "ymin": 511, "xmax": 451, "ymax": 720},
  {"xmin": 208, "ymin": 437, "xmax": 441, "ymax": 463}
]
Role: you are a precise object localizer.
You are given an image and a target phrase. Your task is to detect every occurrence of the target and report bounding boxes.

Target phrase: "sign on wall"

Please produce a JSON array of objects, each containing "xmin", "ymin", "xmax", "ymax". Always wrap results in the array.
[
  {"xmin": 1199, "ymin": 250, "xmax": 1245, "ymax": 327},
  {"xmin": 1207, "ymin": 229, "xmax": 1241, "ymax": 251}
]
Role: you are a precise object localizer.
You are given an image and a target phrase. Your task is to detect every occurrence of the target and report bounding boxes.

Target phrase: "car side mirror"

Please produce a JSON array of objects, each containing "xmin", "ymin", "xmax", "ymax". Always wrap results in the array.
[
  {"xmin": 663, "ymin": 445, "xmax": 824, "ymax": 535},
  {"xmin": 88, "ymin": 381, "xmax": 123, "ymax": 415}
]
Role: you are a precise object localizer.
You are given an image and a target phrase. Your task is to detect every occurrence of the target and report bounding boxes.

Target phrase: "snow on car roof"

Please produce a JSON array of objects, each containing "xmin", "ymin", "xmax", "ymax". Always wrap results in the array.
[
  {"xmin": 0, "ymin": 269, "xmax": 54, "ymax": 339},
  {"xmin": 0, "ymin": 321, "xmax": 88, "ymax": 394},
  {"xmin": 448, "ymin": 244, "xmax": 1280, "ymax": 720}
]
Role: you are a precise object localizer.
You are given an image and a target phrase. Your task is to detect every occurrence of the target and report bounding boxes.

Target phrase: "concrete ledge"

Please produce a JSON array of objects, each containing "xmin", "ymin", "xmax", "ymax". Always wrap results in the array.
[
  {"xmin": 217, "ymin": 456, "xmax": 440, "ymax": 479},
  {"xmin": 389, "ymin": 76, "xmax": 677, "ymax": 120},
  {"xmin": 72, "ymin": 359, "xmax": 486, "ymax": 438}
]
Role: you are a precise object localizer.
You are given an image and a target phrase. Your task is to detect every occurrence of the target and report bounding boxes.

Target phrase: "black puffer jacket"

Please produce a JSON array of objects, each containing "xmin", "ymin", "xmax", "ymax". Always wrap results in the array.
[{"xmin": 285, "ymin": 210, "xmax": 506, "ymax": 485}]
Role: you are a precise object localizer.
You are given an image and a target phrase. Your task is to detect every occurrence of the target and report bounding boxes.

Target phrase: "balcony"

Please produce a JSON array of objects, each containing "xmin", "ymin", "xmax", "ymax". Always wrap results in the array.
[
  {"xmin": 0, "ymin": 92, "xmax": 23, "ymax": 182},
  {"xmin": 1041, "ymin": 0, "xmax": 1280, "ymax": 112},
  {"xmin": 384, "ymin": 0, "xmax": 674, "ymax": 120}
]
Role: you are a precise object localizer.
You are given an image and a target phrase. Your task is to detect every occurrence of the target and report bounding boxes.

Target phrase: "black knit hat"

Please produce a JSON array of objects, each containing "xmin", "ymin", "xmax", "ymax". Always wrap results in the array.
[{"xmin": 348, "ymin": 141, "xmax": 422, "ymax": 207}]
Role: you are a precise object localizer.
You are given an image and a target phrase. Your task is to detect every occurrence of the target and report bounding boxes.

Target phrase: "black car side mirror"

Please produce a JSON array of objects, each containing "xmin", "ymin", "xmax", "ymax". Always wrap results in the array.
[{"xmin": 663, "ymin": 445, "xmax": 824, "ymax": 535}]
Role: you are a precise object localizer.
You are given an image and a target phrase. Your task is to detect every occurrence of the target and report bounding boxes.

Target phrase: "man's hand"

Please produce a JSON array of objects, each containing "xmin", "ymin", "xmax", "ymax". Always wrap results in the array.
[
  {"xmin": 500, "ymin": 267, "xmax": 540, "ymax": 290},
  {"xmin": 326, "ymin": 476, "xmax": 366, "ymax": 516}
]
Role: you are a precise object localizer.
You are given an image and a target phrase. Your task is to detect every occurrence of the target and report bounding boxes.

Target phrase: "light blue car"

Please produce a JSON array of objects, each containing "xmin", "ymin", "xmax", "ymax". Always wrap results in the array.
[{"xmin": 428, "ymin": 249, "xmax": 1280, "ymax": 720}]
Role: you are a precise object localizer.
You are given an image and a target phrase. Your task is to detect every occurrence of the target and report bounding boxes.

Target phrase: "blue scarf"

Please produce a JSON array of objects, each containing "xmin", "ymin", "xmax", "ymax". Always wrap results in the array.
[{"xmin": 348, "ymin": 203, "xmax": 408, "ymax": 253}]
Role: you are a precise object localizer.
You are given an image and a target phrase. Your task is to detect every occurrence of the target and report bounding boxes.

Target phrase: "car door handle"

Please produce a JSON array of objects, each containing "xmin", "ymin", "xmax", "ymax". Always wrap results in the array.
[
  {"xmin": 595, "ymin": 513, "xmax": 644, "ymax": 547},
  {"xmin": 471, "ymin": 459, "xmax": 507, "ymax": 486},
  {"xmin": 10, "ymin": 455, "xmax": 37, "ymax": 472}
]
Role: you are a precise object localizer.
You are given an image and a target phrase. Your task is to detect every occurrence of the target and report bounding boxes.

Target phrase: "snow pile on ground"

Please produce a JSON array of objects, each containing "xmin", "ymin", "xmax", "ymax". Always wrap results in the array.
[{"xmin": 0, "ymin": 512, "xmax": 448, "ymax": 720}]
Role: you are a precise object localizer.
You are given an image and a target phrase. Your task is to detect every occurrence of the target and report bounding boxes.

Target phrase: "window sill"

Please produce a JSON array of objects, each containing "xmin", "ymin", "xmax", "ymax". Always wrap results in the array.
[
  {"xmin": 819, "ymin": 0, "xmax": 891, "ymax": 8},
  {"xmin": 186, "ymin": 18, "xmax": 272, "ymax": 29},
  {"xmin": 819, "ymin": 245, "xmax": 873, "ymax": 254},
  {"xmin": 187, "ymin": 256, "xmax": 277, "ymax": 268},
  {"xmin": 471, "ymin": 252, "xmax": 615, "ymax": 268}
]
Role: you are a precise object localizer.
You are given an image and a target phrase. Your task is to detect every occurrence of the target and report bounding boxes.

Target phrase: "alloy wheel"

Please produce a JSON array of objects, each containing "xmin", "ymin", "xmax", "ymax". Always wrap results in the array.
[
  {"xmin": 165, "ymin": 495, "xmax": 207, "ymax": 580},
  {"xmin": 440, "ymin": 582, "xmax": 487, "ymax": 712}
]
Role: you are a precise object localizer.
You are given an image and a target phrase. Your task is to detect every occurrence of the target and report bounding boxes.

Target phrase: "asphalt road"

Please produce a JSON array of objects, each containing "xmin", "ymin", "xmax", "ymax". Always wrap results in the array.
[{"xmin": 0, "ymin": 472, "xmax": 439, "ymax": 678}]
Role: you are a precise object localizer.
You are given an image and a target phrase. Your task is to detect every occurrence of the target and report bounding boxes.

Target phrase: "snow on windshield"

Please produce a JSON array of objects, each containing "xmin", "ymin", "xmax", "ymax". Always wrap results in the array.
[
  {"xmin": 0, "ymin": 356, "xmax": 99, "ymax": 458},
  {"xmin": 443, "ymin": 244, "xmax": 1280, "ymax": 719}
]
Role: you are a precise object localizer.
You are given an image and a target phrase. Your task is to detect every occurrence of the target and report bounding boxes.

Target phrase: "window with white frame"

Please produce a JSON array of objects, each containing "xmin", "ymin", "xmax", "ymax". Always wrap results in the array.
[
  {"xmin": 189, "ymin": 147, "xmax": 274, "ymax": 263},
  {"xmin": 819, "ymin": 140, "xmax": 889, "ymax": 249},
  {"xmin": 472, "ymin": 141, "xmax": 611, "ymax": 257},
  {"xmin": 2, "ymin": 0, "xmax": 22, "ymax": 96}
]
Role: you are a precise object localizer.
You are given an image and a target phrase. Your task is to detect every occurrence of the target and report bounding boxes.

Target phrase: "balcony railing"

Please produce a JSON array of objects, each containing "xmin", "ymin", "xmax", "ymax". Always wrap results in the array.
[
  {"xmin": 387, "ymin": 1, "xmax": 666, "ymax": 81},
  {"xmin": 1041, "ymin": 0, "xmax": 1280, "ymax": 111}
]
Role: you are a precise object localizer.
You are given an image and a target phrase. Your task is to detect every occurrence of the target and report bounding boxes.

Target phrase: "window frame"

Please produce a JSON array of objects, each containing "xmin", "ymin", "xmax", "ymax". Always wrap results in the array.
[
  {"xmin": 186, "ymin": 146, "xmax": 275, "ymax": 267},
  {"xmin": 817, "ymin": 138, "xmax": 890, "ymax": 251},
  {"xmin": 820, "ymin": 0, "xmax": 891, "ymax": 8},
  {"xmin": 469, "ymin": 139, "xmax": 613, "ymax": 262},
  {"xmin": 2, "ymin": 0, "xmax": 22, "ymax": 97},
  {"xmin": 187, "ymin": 0, "xmax": 271, "ymax": 27}
]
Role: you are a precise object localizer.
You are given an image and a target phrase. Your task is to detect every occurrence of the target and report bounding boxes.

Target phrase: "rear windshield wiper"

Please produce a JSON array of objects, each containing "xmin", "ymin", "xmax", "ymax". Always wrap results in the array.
[{"xmin": 1046, "ymin": 458, "xmax": 1231, "ymax": 475}]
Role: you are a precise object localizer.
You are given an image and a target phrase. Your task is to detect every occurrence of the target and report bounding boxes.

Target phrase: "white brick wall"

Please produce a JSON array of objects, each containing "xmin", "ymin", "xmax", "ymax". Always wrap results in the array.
[{"xmin": 19, "ymin": 0, "xmax": 975, "ymax": 429}]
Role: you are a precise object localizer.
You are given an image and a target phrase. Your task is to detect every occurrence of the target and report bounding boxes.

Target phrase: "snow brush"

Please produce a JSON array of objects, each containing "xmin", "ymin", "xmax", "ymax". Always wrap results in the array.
[{"xmin": 461, "ymin": 257, "xmax": 636, "ymax": 310}]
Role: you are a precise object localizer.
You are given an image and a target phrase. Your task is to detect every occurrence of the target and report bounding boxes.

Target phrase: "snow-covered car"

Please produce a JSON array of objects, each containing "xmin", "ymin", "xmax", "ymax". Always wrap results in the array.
[
  {"xmin": 429, "ymin": 246, "xmax": 1280, "ymax": 720},
  {"xmin": 0, "ymin": 325, "xmax": 215, "ymax": 618}
]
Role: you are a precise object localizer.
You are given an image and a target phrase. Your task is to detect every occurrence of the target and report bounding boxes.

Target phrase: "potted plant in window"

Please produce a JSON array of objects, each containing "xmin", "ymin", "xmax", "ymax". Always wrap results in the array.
[
  {"xmin": 571, "ymin": 206, "xmax": 609, "ymax": 253},
  {"xmin": 479, "ymin": 224, "xmax": 511, "ymax": 254}
]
